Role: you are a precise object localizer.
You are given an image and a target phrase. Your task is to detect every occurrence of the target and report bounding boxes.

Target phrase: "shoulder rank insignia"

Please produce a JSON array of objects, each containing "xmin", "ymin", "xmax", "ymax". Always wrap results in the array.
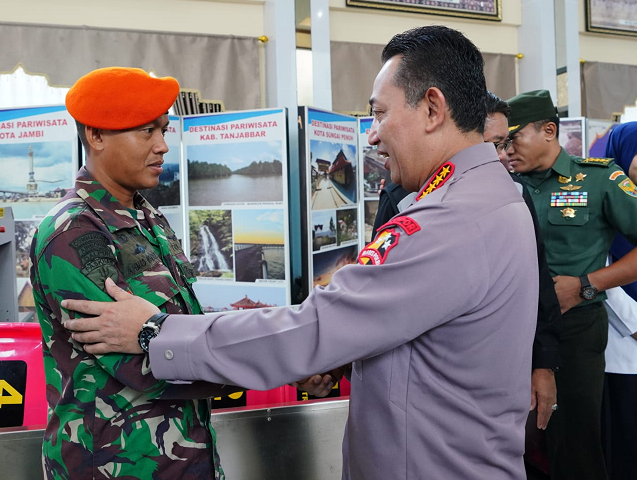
[
  {"xmin": 358, "ymin": 228, "xmax": 400, "ymax": 266},
  {"xmin": 558, "ymin": 175, "xmax": 571, "ymax": 184},
  {"xmin": 609, "ymin": 170, "xmax": 625, "ymax": 181},
  {"xmin": 560, "ymin": 184, "xmax": 581, "ymax": 191},
  {"xmin": 417, "ymin": 162, "xmax": 454, "ymax": 200},
  {"xmin": 618, "ymin": 178, "xmax": 637, "ymax": 198},
  {"xmin": 579, "ymin": 157, "xmax": 612, "ymax": 167},
  {"xmin": 376, "ymin": 216, "xmax": 421, "ymax": 236}
]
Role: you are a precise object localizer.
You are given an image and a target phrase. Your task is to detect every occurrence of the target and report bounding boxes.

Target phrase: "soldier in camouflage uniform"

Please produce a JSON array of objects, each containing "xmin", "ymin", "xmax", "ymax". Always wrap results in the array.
[
  {"xmin": 506, "ymin": 90, "xmax": 637, "ymax": 480},
  {"xmin": 30, "ymin": 67, "xmax": 227, "ymax": 480}
]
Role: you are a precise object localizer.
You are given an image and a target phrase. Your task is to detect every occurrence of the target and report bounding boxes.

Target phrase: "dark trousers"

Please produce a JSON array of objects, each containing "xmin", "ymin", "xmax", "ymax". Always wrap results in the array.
[
  {"xmin": 545, "ymin": 302, "xmax": 608, "ymax": 480},
  {"xmin": 602, "ymin": 372, "xmax": 637, "ymax": 480}
]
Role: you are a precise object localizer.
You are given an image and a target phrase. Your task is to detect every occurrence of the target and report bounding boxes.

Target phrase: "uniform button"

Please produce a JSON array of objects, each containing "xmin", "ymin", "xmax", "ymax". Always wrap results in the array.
[
  {"xmin": 165, "ymin": 350, "xmax": 174, "ymax": 360},
  {"xmin": 534, "ymin": 189, "xmax": 540, "ymax": 194}
]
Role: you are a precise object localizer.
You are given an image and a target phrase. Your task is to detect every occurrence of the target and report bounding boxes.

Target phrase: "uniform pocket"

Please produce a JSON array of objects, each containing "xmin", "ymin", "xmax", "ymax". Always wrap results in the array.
[{"xmin": 546, "ymin": 207, "xmax": 590, "ymax": 254}]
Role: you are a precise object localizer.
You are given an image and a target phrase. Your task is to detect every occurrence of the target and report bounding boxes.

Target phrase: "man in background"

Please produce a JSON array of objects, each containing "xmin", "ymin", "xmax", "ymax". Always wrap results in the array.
[{"xmin": 506, "ymin": 89, "xmax": 637, "ymax": 480}]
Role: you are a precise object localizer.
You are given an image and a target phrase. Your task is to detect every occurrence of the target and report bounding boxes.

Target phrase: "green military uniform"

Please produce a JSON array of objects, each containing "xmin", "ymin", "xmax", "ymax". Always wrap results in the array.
[
  {"xmin": 31, "ymin": 167, "xmax": 226, "ymax": 480},
  {"xmin": 509, "ymin": 89, "xmax": 637, "ymax": 480}
]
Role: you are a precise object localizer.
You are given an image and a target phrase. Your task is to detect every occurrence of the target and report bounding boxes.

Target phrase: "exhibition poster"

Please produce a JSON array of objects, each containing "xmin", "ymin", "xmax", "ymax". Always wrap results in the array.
[
  {"xmin": 182, "ymin": 108, "xmax": 291, "ymax": 312},
  {"xmin": 0, "ymin": 105, "xmax": 78, "ymax": 322},
  {"xmin": 559, "ymin": 117, "xmax": 586, "ymax": 158},
  {"xmin": 586, "ymin": 119, "xmax": 618, "ymax": 158},
  {"xmin": 299, "ymin": 107, "xmax": 360, "ymax": 290}
]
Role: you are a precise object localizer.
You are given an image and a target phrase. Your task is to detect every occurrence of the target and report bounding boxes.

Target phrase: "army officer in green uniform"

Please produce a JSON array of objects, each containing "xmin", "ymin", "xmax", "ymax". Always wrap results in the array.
[{"xmin": 506, "ymin": 89, "xmax": 637, "ymax": 480}]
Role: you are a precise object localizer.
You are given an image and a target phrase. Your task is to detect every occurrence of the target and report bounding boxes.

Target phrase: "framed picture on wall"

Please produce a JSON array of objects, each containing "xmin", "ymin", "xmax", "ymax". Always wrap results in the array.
[
  {"xmin": 586, "ymin": 0, "xmax": 637, "ymax": 37},
  {"xmin": 345, "ymin": 0, "xmax": 502, "ymax": 21}
]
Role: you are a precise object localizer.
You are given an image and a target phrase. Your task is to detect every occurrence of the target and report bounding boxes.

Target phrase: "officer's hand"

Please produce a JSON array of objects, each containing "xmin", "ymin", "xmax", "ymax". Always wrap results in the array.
[
  {"xmin": 530, "ymin": 368, "xmax": 557, "ymax": 430},
  {"xmin": 62, "ymin": 278, "xmax": 159, "ymax": 355},
  {"xmin": 378, "ymin": 178, "xmax": 386, "ymax": 195},
  {"xmin": 552, "ymin": 275, "xmax": 582, "ymax": 313},
  {"xmin": 292, "ymin": 367, "xmax": 345, "ymax": 397}
]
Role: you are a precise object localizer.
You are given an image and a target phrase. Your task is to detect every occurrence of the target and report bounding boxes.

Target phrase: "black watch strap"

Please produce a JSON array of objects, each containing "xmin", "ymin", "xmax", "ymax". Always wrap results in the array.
[
  {"xmin": 579, "ymin": 275, "xmax": 591, "ymax": 289},
  {"xmin": 146, "ymin": 312, "xmax": 170, "ymax": 327}
]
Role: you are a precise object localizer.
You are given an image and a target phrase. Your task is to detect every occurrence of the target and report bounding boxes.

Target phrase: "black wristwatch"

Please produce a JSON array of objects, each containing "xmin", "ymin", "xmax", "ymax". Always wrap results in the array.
[
  {"xmin": 579, "ymin": 275, "xmax": 599, "ymax": 301},
  {"xmin": 138, "ymin": 313, "xmax": 170, "ymax": 353}
]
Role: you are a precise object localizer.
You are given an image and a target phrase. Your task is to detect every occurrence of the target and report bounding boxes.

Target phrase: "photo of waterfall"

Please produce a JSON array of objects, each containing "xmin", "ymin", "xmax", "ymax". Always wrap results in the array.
[
  {"xmin": 189, "ymin": 209, "xmax": 234, "ymax": 278},
  {"xmin": 232, "ymin": 208, "xmax": 286, "ymax": 283}
]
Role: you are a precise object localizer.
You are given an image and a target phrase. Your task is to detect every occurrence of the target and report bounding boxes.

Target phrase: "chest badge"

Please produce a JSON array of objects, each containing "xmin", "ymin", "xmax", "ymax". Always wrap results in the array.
[
  {"xmin": 561, "ymin": 207, "xmax": 576, "ymax": 218},
  {"xmin": 575, "ymin": 172, "xmax": 587, "ymax": 182},
  {"xmin": 558, "ymin": 175, "xmax": 572, "ymax": 184},
  {"xmin": 560, "ymin": 184, "xmax": 581, "ymax": 191}
]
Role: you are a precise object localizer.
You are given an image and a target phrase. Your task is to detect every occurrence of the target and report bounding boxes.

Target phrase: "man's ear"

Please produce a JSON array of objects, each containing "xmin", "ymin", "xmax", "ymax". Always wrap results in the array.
[
  {"xmin": 86, "ymin": 125, "xmax": 105, "ymax": 151},
  {"xmin": 543, "ymin": 121, "xmax": 558, "ymax": 142},
  {"xmin": 421, "ymin": 87, "xmax": 446, "ymax": 133}
]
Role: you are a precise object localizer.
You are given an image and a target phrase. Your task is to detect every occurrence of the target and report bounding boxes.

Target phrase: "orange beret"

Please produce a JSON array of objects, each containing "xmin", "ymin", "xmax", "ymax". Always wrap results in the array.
[{"xmin": 65, "ymin": 67, "xmax": 180, "ymax": 130}]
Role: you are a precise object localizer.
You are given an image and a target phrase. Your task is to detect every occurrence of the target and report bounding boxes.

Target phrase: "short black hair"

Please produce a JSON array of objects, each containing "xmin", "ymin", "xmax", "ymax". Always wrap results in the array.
[
  {"xmin": 533, "ymin": 117, "xmax": 560, "ymax": 138},
  {"xmin": 381, "ymin": 25, "xmax": 487, "ymax": 134},
  {"xmin": 75, "ymin": 120, "xmax": 89, "ymax": 150},
  {"xmin": 485, "ymin": 91, "xmax": 511, "ymax": 118}
]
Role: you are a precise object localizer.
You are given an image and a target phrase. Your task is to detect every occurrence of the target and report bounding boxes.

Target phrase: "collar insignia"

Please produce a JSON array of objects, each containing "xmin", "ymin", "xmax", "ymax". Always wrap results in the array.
[
  {"xmin": 417, "ymin": 162, "xmax": 455, "ymax": 201},
  {"xmin": 558, "ymin": 175, "xmax": 571, "ymax": 184}
]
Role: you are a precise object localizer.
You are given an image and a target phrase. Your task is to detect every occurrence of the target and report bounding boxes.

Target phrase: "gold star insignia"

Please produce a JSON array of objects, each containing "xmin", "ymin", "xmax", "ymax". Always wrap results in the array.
[{"xmin": 575, "ymin": 172, "xmax": 587, "ymax": 182}]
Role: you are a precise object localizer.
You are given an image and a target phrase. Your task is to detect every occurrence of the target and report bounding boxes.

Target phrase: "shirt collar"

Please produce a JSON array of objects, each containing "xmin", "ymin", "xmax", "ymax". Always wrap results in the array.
[
  {"xmin": 74, "ymin": 167, "xmax": 163, "ymax": 232},
  {"xmin": 550, "ymin": 148, "xmax": 573, "ymax": 177}
]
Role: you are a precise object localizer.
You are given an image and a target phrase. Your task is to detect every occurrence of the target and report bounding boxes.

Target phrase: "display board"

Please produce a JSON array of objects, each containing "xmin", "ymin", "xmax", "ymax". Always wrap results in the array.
[
  {"xmin": 0, "ymin": 105, "xmax": 78, "ymax": 322},
  {"xmin": 182, "ymin": 108, "xmax": 291, "ymax": 313},
  {"xmin": 299, "ymin": 107, "xmax": 360, "ymax": 291},
  {"xmin": 358, "ymin": 116, "xmax": 391, "ymax": 243}
]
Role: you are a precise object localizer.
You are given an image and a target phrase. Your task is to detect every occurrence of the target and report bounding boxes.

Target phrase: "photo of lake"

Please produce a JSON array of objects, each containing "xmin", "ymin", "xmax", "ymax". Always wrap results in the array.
[
  {"xmin": 188, "ymin": 141, "xmax": 284, "ymax": 206},
  {"xmin": 233, "ymin": 208, "xmax": 286, "ymax": 282}
]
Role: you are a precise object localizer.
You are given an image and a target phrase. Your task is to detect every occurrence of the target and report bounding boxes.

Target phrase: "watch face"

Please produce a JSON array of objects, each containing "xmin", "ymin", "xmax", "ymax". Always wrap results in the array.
[
  {"xmin": 582, "ymin": 287, "xmax": 598, "ymax": 300},
  {"xmin": 139, "ymin": 327, "xmax": 157, "ymax": 352}
]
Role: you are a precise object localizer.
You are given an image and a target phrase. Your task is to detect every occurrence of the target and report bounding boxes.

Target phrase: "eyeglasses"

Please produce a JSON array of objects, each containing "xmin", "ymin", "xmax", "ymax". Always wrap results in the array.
[{"xmin": 494, "ymin": 139, "xmax": 512, "ymax": 152}]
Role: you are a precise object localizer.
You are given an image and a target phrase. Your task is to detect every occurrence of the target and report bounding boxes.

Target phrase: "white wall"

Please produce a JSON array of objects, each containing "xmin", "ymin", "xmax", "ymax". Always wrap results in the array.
[{"xmin": 0, "ymin": 0, "xmax": 264, "ymax": 37}]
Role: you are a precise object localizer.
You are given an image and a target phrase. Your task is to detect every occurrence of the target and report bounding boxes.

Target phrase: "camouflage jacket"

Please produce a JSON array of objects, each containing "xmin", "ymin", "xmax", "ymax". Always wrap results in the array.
[{"xmin": 30, "ymin": 167, "xmax": 226, "ymax": 480}]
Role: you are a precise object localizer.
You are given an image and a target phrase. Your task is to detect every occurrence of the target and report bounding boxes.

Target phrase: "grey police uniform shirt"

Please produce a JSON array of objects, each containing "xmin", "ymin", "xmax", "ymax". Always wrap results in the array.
[{"xmin": 150, "ymin": 142, "xmax": 538, "ymax": 480}]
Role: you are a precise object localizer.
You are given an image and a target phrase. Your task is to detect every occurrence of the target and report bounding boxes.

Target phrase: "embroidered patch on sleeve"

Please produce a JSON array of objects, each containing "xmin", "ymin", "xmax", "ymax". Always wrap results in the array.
[
  {"xmin": 70, "ymin": 233, "xmax": 118, "ymax": 291},
  {"xmin": 377, "ymin": 216, "xmax": 421, "ymax": 236},
  {"xmin": 358, "ymin": 229, "xmax": 400, "ymax": 265},
  {"xmin": 618, "ymin": 178, "xmax": 637, "ymax": 197},
  {"xmin": 609, "ymin": 170, "xmax": 625, "ymax": 181}
]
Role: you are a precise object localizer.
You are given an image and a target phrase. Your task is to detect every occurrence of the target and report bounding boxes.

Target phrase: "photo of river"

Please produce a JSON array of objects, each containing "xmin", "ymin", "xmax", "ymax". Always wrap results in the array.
[{"xmin": 188, "ymin": 141, "xmax": 284, "ymax": 206}]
